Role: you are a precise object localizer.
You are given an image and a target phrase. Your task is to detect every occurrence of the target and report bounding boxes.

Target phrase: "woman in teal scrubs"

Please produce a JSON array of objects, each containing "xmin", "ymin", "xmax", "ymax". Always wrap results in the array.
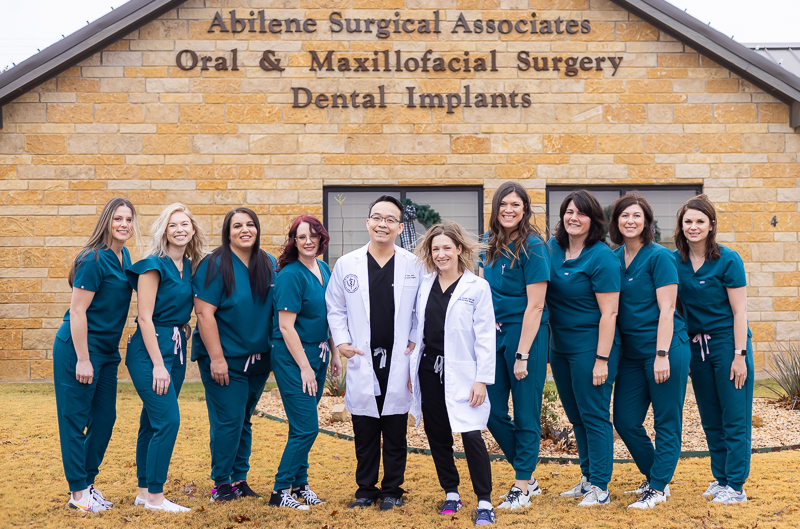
[
  {"xmin": 268, "ymin": 215, "xmax": 341, "ymax": 510},
  {"xmin": 546, "ymin": 189, "xmax": 620, "ymax": 508},
  {"xmin": 672, "ymin": 195, "xmax": 753, "ymax": 505},
  {"xmin": 480, "ymin": 181, "xmax": 550, "ymax": 510},
  {"xmin": 608, "ymin": 193, "xmax": 690, "ymax": 509},
  {"xmin": 125, "ymin": 203, "xmax": 208, "ymax": 513},
  {"xmin": 53, "ymin": 197, "xmax": 139, "ymax": 513},
  {"xmin": 192, "ymin": 207, "xmax": 276, "ymax": 503}
]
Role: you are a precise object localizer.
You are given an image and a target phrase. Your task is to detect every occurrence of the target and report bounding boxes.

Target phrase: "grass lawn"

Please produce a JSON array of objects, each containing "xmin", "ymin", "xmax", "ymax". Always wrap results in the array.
[{"xmin": 1, "ymin": 382, "xmax": 798, "ymax": 528}]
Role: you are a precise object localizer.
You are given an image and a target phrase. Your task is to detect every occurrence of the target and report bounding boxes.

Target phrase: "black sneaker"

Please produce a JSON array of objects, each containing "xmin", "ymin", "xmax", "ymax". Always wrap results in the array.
[
  {"xmin": 348, "ymin": 497, "xmax": 376, "ymax": 509},
  {"xmin": 292, "ymin": 484, "xmax": 324, "ymax": 505},
  {"xmin": 233, "ymin": 480, "xmax": 261, "ymax": 499},
  {"xmin": 269, "ymin": 489, "xmax": 310, "ymax": 510},
  {"xmin": 210, "ymin": 483, "xmax": 238, "ymax": 503},
  {"xmin": 379, "ymin": 497, "xmax": 403, "ymax": 511}
]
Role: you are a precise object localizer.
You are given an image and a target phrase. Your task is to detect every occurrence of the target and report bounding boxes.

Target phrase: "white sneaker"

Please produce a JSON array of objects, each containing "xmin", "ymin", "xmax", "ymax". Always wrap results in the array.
[
  {"xmin": 497, "ymin": 486, "xmax": 531, "ymax": 510},
  {"xmin": 625, "ymin": 481, "xmax": 671, "ymax": 497},
  {"xmin": 269, "ymin": 489, "xmax": 310, "ymax": 510},
  {"xmin": 561, "ymin": 476, "xmax": 590, "ymax": 498},
  {"xmin": 628, "ymin": 487, "xmax": 667, "ymax": 509},
  {"xmin": 68, "ymin": 491, "xmax": 107, "ymax": 513},
  {"xmin": 134, "ymin": 495, "xmax": 147, "ymax": 506},
  {"xmin": 527, "ymin": 478, "xmax": 542, "ymax": 497},
  {"xmin": 89, "ymin": 485, "xmax": 113, "ymax": 508},
  {"xmin": 145, "ymin": 499, "xmax": 191, "ymax": 513},
  {"xmin": 701, "ymin": 481, "xmax": 726, "ymax": 498},
  {"xmin": 578, "ymin": 486, "xmax": 611, "ymax": 507},
  {"xmin": 711, "ymin": 486, "xmax": 747, "ymax": 505}
]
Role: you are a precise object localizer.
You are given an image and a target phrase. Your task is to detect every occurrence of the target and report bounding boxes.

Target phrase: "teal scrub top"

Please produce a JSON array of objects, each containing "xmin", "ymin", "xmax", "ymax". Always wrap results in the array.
[
  {"xmin": 547, "ymin": 238, "xmax": 620, "ymax": 354},
  {"xmin": 126, "ymin": 255, "xmax": 193, "ymax": 327},
  {"xmin": 480, "ymin": 233, "xmax": 551, "ymax": 324},
  {"xmin": 615, "ymin": 242, "xmax": 689, "ymax": 358},
  {"xmin": 271, "ymin": 259, "xmax": 331, "ymax": 343},
  {"xmin": 191, "ymin": 251, "xmax": 276, "ymax": 361},
  {"xmin": 57, "ymin": 246, "xmax": 133, "ymax": 353},
  {"xmin": 673, "ymin": 245, "xmax": 747, "ymax": 336}
]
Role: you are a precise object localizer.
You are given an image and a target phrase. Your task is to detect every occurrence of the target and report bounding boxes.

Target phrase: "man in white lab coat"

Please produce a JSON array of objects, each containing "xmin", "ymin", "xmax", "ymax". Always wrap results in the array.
[{"xmin": 326, "ymin": 195, "xmax": 421, "ymax": 511}]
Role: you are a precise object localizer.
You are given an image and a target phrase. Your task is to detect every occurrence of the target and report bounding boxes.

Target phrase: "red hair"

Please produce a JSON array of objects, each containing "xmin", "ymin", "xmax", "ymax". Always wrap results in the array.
[{"xmin": 277, "ymin": 215, "xmax": 329, "ymax": 271}]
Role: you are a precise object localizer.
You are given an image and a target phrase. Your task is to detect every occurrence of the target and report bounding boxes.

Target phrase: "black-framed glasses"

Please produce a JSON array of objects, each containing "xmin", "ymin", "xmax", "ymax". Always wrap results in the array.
[{"xmin": 368, "ymin": 214, "xmax": 400, "ymax": 226}]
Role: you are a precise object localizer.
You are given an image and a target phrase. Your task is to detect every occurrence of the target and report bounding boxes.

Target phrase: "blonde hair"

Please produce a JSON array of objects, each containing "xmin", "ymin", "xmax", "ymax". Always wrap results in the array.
[
  {"xmin": 415, "ymin": 222, "xmax": 483, "ymax": 274},
  {"xmin": 69, "ymin": 197, "xmax": 141, "ymax": 287},
  {"xmin": 145, "ymin": 203, "xmax": 208, "ymax": 273}
]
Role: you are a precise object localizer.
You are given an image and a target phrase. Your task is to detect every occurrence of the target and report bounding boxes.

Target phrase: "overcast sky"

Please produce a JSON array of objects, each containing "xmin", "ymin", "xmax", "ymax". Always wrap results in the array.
[{"xmin": 1, "ymin": 0, "xmax": 799, "ymax": 70}]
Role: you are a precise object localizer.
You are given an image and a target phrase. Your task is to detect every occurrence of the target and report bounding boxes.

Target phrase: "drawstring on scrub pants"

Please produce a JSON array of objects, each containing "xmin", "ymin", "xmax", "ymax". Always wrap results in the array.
[
  {"xmin": 434, "ymin": 355, "xmax": 445, "ymax": 384},
  {"xmin": 693, "ymin": 333, "xmax": 711, "ymax": 361},
  {"xmin": 319, "ymin": 342, "xmax": 329, "ymax": 362},
  {"xmin": 171, "ymin": 326, "xmax": 184, "ymax": 365}
]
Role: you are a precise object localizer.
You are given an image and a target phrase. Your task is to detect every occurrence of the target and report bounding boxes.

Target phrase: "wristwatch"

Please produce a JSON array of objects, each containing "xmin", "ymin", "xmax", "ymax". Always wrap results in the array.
[
  {"xmin": 656, "ymin": 349, "xmax": 668, "ymax": 357},
  {"xmin": 515, "ymin": 352, "xmax": 529, "ymax": 361},
  {"xmin": 734, "ymin": 349, "xmax": 747, "ymax": 356},
  {"xmin": 595, "ymin": 355, "xmax": 609, "ymax": 362}
]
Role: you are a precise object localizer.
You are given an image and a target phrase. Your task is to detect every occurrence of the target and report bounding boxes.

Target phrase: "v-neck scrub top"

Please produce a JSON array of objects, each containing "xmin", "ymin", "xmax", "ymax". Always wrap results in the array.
[
  {"xmin": 57, "ymin": 246, "xmax": 133, "ymax": 353},
  {"xmin": 673, "ymin": 245, "xmax": 747, "ymax": 336},
  {"xmin": 481, "ymin": 234, "xmax": 551, "ymax": 324},
  {"xmin": 272, "ymin": 259, "xmax": 331, "ymax": 343},
  {"xmin": 191, "ymin": 251, "xmax": 276, "ymax": 361},
  {"xmin": 615, "ymin": 243, "xmax": 688, "ymax": 357},
  {"xmin": 126, "ymin": 255, "xmax": 193, "ymax": 328},
  {"xmin": 547, "ymin": 238, "xmax": 620, "ymax": 354}
]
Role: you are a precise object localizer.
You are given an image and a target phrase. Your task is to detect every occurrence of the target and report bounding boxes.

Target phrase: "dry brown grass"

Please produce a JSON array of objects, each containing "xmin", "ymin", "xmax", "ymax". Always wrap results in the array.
[{"xmin": 1, "ymin": 382, "xmax": 799, "ymax": 529}]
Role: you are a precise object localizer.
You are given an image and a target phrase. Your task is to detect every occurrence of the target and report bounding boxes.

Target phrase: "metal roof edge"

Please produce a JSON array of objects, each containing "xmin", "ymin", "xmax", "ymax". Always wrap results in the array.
[{"xmin": 0, "ymin": 0, "xmax": 186, "ymax": 109}]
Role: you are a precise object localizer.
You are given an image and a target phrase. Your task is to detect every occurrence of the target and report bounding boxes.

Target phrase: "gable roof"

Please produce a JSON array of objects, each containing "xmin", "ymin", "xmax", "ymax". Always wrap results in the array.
[{"xmin": 1, "ymin": 0, "xmax": 799, "ymax": 127}]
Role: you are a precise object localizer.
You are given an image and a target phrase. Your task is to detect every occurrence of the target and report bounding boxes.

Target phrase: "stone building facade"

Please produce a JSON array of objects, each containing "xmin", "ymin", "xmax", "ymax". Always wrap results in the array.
[{"xmin": 0, "ymin": 0, "xmax": 798, "ymax": 381}]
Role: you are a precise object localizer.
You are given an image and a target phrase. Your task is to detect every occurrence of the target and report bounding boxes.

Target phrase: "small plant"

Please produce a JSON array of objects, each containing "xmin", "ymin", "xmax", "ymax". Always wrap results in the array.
[
  {"xmin": 324, "ymin": 362, "xmax": 346, "ymax": 397},
  {"xmin": 540, "ymin": 382, "xmax": 560, "ymax": 440},
  {"xmin": 760, "ymin": 333, "xmax": 800, "ymax": 410}
]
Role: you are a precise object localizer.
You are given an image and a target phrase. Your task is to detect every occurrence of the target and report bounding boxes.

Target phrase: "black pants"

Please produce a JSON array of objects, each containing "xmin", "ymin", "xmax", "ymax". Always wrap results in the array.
[
  {"xmin": 419, "ymin": 358, "xmax": 492, "ymax": 502},
  {"xmin": 351, "ymin": 373, "xmax": 408, "ymax": 500}
]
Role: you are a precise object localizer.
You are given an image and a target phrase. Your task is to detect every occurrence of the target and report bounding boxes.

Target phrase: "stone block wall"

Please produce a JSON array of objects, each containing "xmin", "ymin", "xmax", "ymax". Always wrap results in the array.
[{"xmin": 0, "ymin": 0, "xmax": 798, "ymax": 380}]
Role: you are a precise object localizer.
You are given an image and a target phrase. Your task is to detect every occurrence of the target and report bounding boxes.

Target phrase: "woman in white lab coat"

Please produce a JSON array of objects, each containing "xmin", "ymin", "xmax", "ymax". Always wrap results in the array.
[{"xmin": 409, "ymin": 222, "xmax": 497, "ymax": 526}]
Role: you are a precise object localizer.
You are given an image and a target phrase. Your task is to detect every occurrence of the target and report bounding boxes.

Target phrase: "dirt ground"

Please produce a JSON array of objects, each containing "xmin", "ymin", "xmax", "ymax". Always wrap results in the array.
[{"xmin": 1, "ymin": 382, "xmax": 798, "ymax": 529}]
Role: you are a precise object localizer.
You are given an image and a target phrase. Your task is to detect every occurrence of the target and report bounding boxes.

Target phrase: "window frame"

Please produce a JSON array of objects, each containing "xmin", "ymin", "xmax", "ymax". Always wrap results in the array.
[{"xmin": 322, "ymin": 185, "xmax": 484, "ymax": 262}]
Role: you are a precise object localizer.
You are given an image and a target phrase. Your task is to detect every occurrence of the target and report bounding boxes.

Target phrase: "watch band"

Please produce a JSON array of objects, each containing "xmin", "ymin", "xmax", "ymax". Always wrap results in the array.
[
  {"xmin": 656, "ymin": 349, "xmax": 668, "ymax": 357},
  {"xmin": 596, "ymin": 355, "xmax": 609, "ymax": 362},
  {"xmin": 515, "ymin": 352, "xmax": 529, "ymax": 361},
  {"xmin": 734, "ymin": 349, "xmax": 747, "ymax": 356}
]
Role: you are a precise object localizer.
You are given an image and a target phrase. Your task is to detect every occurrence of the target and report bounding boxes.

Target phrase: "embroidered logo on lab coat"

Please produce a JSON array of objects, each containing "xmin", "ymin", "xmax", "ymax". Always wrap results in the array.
[
  {"xmin": 457, "ymin": 296, "xmax": 475, "ymax": 305},
  {"xmin": 343, "ymin": 274, "xmax": 359, "ymax": 293},
  {"xmin": 404, "ymin": 274, "xmax": 417, "ymax": 280}
]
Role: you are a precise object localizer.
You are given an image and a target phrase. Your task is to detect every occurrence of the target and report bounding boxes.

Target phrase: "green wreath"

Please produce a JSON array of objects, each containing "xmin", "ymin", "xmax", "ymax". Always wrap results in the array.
[{"xmin": 401, "ymin": 199, "xmax": 441, "ymax": 229}]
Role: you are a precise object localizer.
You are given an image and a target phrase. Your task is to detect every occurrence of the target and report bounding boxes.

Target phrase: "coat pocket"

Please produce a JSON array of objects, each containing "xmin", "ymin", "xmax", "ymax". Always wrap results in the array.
[{"xmin": 447, "ymin": 360, "xmax": 477, "ymax": 403}]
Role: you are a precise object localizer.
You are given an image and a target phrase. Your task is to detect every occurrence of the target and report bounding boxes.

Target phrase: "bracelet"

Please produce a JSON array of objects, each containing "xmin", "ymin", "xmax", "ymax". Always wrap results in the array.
[{"xmin": 596, "ymin": 355, "xmax": 609, "ymax": 362}]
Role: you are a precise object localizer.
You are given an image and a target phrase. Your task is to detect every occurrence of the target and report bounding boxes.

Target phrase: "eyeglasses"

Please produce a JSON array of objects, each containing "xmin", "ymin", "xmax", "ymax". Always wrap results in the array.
[
  {"xmin": 368, "ymin": 214, "xmax": 400, "ymax": 226},
  {"xmin": 295, "ymin": 234, "xmax": 320, "ymax": 242}
]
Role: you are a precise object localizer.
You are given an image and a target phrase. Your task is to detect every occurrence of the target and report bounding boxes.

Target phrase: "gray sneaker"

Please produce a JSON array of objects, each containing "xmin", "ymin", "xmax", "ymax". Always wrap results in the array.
[
  {"xmin": 701, "ymin": 481, "xmax": 726, "ymax": 498},
  {"xmin": 561, "ymin": 476, "xmax": 590, "ymax": 498},
  {"xmin": 711, "ymin": 486, "xmax": 747, "ymax": 505}
]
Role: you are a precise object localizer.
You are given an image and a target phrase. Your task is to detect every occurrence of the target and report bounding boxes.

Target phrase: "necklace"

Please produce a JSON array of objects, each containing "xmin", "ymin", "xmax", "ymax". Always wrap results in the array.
[{"xmin": 565, "ymin": 245, "xmax": 583, "ymax": 261}]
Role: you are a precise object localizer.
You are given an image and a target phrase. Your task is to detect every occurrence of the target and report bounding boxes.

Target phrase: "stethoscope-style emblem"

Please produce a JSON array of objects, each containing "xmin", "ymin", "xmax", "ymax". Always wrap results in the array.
[{"xmin": 343, "ymin": 274, "xmax": 359, "ymax": 293}]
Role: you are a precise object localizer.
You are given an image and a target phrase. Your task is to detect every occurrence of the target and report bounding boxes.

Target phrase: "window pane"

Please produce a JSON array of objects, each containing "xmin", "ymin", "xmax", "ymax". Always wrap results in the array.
[
  {"xmin": 326, "ymin": 191, "xmax": 400, "ymax": 265},
  {"xmin": 405, "ymin": 190, "xmax": 481, "ymax": 240}
]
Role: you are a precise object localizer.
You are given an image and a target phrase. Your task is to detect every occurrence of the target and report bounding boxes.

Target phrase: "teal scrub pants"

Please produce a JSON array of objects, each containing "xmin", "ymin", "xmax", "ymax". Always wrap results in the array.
[
  {"xmin": 486, "ymin": 323, "xmax": 548, "ymax": 481},
  {"xmin": 613, "ymin": 341, "xmax": 690, "ymax": 492},
  {"xmin": 126, "ymin": 327, "xmax": 187, "ymax": 494},
  {"xmin": 689, "ymin": 334, "xmax": 754, "ymax": 491},
  {"xmin": 272, "ymin": 339, "xmax": 329, "ymax": 490},
  {"xmin": 550, "ymin": 344, "xmax": 621, "ymax": 491},
  {"xmin": 53, "ymin": 331, "xmax": 119, "ymax": 492},
  {"xmin": 198, "ymin": 355, "xmax": 271, "ymax": 486}
]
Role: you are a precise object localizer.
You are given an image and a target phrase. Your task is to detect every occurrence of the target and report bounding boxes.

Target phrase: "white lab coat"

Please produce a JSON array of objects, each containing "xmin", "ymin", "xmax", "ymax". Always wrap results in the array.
[
  {"xmin": 326, "ymin": 243, "xmax": 422, "ymax": 418},
  {"xmin": 409, "ymin": 270, "xmax": 496, "ymax": 433}
]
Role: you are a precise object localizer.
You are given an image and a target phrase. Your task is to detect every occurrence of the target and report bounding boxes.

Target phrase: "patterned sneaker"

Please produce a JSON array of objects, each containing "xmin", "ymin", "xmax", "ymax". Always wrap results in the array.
[
  {"xmin": 210, "ymin": 483, "xmax": 238, "ymax": 503},
  {"xmin": 134, "ymin": 495, "xmax": 147, "ymax": 506},
  {"xmin": 702, "ymin": 481, "xmax": 726, "ymax": 498},
  {"xmin": 438, "ymin": 498, "xmax": 462, "ymax": 515},
  {"xmin": 471, "ymin": 507, "xmax": 496, "ymax": 525},
  {"xmin": 561, "ymin": 476, "xmax": 591, "ymax": 498},
  {"xmin": 89, "ymin": 485, "xmax": 113, "ymax": 508},
  {"xmin": 625, "ymin": 481, "xmax": 671, "ymax": 497},
  {"xmin": 711, "ymin": 486, "xmax": 747, "ymax": 505},
  {"xmin": 292, "ymin": 484, "xmax": 324, "ymax": 505},
  {"xmin": 527, "ymin": 478, "xmax": 542, "ymax": 497},
  {"xmin": 628, "ymin": 487, "xmax": 667, "ymax": 509},
  {"xmin": 233, "ymin": 480, "xmax": 261, "ymax": 499},
  {"xmin": 145, "ymin": 498, "xmax": 191, "ymax": 513},
  {"xmin": 578, "ymin": 486, "xmax": 611, "ymax": 507},
  {"xmin": 269, "ymin": 489, "xmax": 310, "ymax": 510},
  {"xmin": 497, "ymin": 486, "xmax": 530, "ymax": 510},
  {"xmin": 68, "ymin": 491, "xmax": 107, "ymax": 513}
]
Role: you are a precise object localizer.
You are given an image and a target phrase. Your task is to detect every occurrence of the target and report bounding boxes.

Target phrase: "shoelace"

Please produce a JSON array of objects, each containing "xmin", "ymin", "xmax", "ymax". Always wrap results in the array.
[
  {"xmin": 172, "ymin": 326, "xmax": 184, "ymax": 365},
  {"xmin": 625, "ymin": 480, "xmax": 649, "ymax": 494},
  {"xmin": 471, "ymin": 508, "xmax": 494, "ymax": 524},
  {"xmin": 692, "ymin": 333, "xmax": 711, "ymax": 361},
  {"xmin": 637, "ymin": 488, "xmax": 659, "ymax": 505},
  {"xmin": 438, "ymin": 499, "xmax": 460, "ymax": 514},
  {"xmin": 280, "ymin": 490, "xmax": 304, "ymax": 508},
  {"xmin": 299, "ymin": 488, "xmax": 323, "ymax": 504},
  {"xmin": 504, "ymin": 488, "xmax": 523, "ymax": 505}
]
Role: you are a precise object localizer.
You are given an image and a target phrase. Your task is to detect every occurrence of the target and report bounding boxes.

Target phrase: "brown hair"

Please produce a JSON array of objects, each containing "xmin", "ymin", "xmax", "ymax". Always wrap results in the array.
[
  {"xmin": 553, "ymin": 189, "xmax": 606, "ymax": 249},
  {"xmin": 609, "ymin": 192, "xmax": 655, "ymax": 246},
  {"xmin": 485, "ymin": 181, "xmax": 542, "ymax": 268},
  {"xmin": 673, "ymin": 194, "xmax": 721, "ymax": 263},
  {"xmin": 415, "ymin": 222, "xmax": 483, "ymax": 275}
]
